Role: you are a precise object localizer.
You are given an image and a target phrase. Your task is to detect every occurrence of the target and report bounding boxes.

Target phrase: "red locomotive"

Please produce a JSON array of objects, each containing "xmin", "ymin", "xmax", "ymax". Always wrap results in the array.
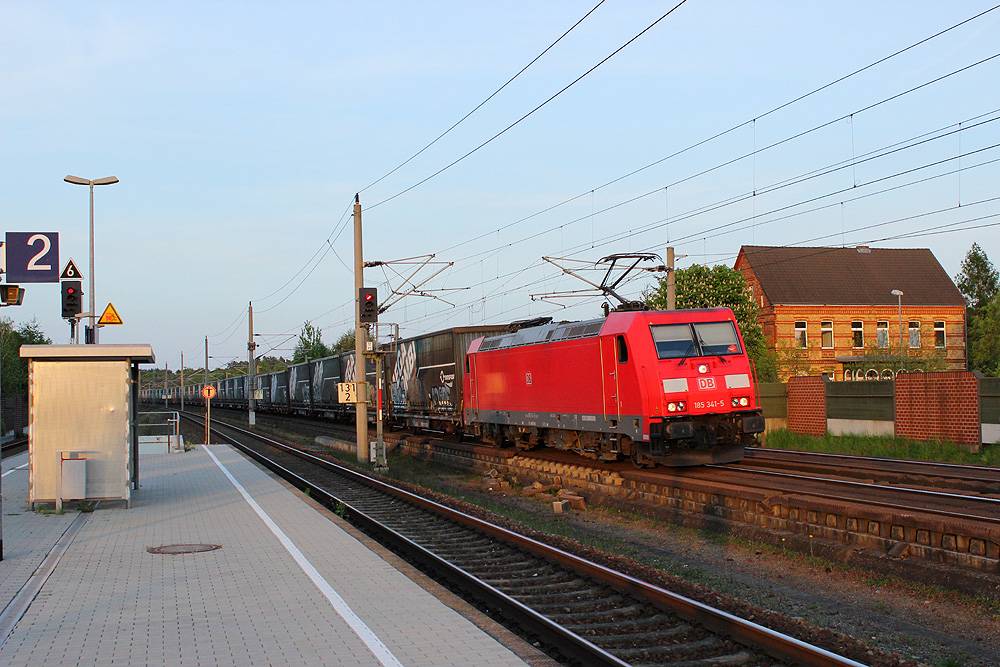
[{"xmin": 463, "ymin": 308, "xmax": 765, "ymax": 466}]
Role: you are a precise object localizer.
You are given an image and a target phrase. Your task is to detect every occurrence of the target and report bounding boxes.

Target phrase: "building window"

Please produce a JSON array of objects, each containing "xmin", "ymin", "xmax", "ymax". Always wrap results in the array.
[
  {"xmin": 877, "ymin": 321, "xmax": 889, "ymax": 348},
  {"xmin": 820, "ymin": 321, "xmax": 833, "ymax": 349},
  {"xmin": 934, "ymin": 321, "xmax": 945, "ymax": 348},
  {"xmin": 908, "ymin": 321, "xmax": 920, "ymax": 348},
  {"xmin": 794, "ymin": 321, "xmax": 807, "ymax": 348},
  {"xmin": 851, "ymin": 321, "xmax": 863, "ymax": 349}
]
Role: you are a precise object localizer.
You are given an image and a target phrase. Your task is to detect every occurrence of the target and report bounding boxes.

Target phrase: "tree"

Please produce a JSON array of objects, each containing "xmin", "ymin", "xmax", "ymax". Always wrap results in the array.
[
  {"xmin": 1, "ymin": 317, "xmax": 51, "ymax": 400},
  {"xmin": 292, "ymin": 321, "xmax": 331, "ymax": 364},
  {"xmin": 955, "ymin": 242, "xmax": 998, "ymax": 315},
  {"xmin": 646, "ymin": 264, "xmax": 776, "ymax": 381},
  {"xmin": 254, "ymin": 356, "xmax": 288, "ymax": 374},
  {"xmin": 969, "ymin": 295, "xmax": 1000, "ymax": 377},
  {"xmin": 955, "ymin": 243, "xmax": 999, "ymax": 373},
  {"xmin": 330, "ymin": 329, "xmax": 356, "ymax": 356}
]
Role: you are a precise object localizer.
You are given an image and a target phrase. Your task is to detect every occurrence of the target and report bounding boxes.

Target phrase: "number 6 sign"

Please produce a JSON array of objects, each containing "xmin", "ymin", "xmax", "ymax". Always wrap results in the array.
[{"xmin": 5, "ymin": 232, "xmax": 59, "ymax": 282}]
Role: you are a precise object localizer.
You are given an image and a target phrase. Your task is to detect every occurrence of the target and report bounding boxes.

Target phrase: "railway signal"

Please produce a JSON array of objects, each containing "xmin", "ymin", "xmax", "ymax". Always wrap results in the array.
[
  {"xmin": 1, "ymin": 284, "xmax": 24, "ymax": 306},
  {"xmin": 359, "ymin": 287, "xmax": 378, "ymax": 323},
  {"xmin": 61, "ymin": 280, "xmax": 82, "ymax": 319}
]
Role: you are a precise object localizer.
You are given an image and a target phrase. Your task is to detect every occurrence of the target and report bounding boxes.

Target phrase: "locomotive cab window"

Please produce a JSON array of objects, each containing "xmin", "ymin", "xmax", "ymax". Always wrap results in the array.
[
  {"xmin": 650, "ymin": 321, "xmax": 742, "ymax": 360},
  {"xmin": 693, "ymin": 322, "xmax": 742, "ymax": 356},
  {"xmin": 650, "ymin": 324, "xmax": 694, "ymax": 359},
  {"xmin": 616, "ymin": 335, "xmax": 628, "ymax": 363}
]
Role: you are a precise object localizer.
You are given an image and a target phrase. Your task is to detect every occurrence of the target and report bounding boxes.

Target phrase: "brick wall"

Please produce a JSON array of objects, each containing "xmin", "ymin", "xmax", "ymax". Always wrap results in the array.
[
  {"xmin": 767, "ymin": 305, "xmax": 966, "ymax": 381},
  {"xmin": 787, "ymin": 376, "xmax": 826, "ymax": 436},
  {"xmin": 895, "ymin": 372, "xmax": 981, "ymax": 449}
]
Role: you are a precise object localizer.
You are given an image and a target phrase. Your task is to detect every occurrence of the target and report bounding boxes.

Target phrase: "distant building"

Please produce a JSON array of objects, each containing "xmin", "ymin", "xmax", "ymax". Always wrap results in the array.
[{"xmin": 734, "ymin": 245, "xmax": 967, "ymax": 381}]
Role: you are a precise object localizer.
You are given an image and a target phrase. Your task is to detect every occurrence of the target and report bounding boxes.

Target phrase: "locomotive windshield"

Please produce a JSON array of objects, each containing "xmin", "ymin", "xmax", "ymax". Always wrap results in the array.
[{"xmin": 650, "ymin": 321, "xmax": 742, "ymax": 360}]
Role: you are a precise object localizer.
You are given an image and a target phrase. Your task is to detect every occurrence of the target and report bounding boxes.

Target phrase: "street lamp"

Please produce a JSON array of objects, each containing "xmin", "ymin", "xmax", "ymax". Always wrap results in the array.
[
  {"xmin": 64, "ymin": 175, "xmax": 119, "ymax": 343},
  {"xmin": 891, "ymin": 289, "xmax": 904, "ymax": 362}
]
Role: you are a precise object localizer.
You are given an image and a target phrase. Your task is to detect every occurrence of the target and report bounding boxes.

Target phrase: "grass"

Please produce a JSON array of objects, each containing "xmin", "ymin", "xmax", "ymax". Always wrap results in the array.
[
  {"xmin": 35, "ymin": 507, "xmax": 65, "ymax": 515},
  {"xmin": 761, "ymin": 429, "xmax": 1000, "ymax": 466},
  {"xmin": 933, "ymin": 657, "xmax": 965, "ymax": 667}
]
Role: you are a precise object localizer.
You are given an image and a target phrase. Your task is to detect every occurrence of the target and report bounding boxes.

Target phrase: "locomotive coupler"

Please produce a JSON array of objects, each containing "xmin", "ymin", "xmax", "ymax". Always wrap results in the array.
[{"xmin": 741, "ymin": 413, "xmax": 765, "ymax": 434}]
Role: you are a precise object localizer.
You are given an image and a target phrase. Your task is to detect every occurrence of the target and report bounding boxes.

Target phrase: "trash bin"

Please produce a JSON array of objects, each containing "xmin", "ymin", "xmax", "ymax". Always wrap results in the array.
[{"xmin": 61, "ymin": 452, "xmax": 87, "ymax": 500}]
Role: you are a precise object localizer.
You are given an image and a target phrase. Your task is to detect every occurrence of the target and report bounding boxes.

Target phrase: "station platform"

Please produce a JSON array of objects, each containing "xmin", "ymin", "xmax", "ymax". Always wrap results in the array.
[{"xmin": 0, "ymin": 445, "xmax": 546, "ymax": 666}]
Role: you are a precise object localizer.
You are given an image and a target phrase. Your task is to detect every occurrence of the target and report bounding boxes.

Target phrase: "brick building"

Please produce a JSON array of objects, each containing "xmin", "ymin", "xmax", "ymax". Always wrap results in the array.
[{"xmin": 735, "ymin": 245, "xmax": 967, "ymax": 381}]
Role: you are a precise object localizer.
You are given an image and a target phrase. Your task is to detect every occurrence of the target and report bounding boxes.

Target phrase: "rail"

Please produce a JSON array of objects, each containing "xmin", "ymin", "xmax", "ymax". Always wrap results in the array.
[{"xmin": 190, "ymin": 412, "xmax": 866, "ymax": 667}]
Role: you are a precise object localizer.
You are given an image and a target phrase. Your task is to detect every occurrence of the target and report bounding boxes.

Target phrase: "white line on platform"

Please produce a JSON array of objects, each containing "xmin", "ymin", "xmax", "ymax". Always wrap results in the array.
[
  {"xmin": 202, "ymin": 445, "xmax": 404, "ymax": 667},
  {"xmin": 1, "ymin": 462, "xmax": 28, "ymax": 478}
]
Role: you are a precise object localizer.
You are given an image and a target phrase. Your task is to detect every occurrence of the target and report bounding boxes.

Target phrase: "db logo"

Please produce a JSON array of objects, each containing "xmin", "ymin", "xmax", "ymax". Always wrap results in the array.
[{"xmin": 697, "ymin": 377, "xmax": 716, "ymax": 391}]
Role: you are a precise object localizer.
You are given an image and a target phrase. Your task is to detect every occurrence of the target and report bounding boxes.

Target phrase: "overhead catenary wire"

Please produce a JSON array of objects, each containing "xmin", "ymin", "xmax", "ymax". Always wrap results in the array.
[
  {"xmin": 357, "ymin": 0, "xmax": 608, "ymax": 196},
  {"xmin": 433, "ymin": 58, "xmax": 1000, "ymax": 275},
  {"xmin": 430, "ymin": 4, "xmax": 1000, "ymax": 259},
  {"xmin": 340, "ymin": 147, "xmax": 1000, "ymax": 335},
  {"xmin": 418, "ymin": 111, "xmax": 1000, "ymax": 304},
  {"xmin": 265, "ymin": 5, "xmax": 998, "ymax": 328},
  {"xmin": 366, "ymin": 0, "xmax": 690, "ymax": 210},
  {"xmin": 204, "ymin": 5, "xmax": 1000, "ymax": 362},
  {"xmin": 246, "ymin": 3, "xmax": 608, "ymax": 317}
]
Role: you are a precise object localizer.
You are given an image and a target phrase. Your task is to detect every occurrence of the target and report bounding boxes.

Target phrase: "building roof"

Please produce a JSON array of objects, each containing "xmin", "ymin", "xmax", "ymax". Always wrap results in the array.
[{"xmin": 736, "ymin": 246, "xmax": 966, "ymax": 307}]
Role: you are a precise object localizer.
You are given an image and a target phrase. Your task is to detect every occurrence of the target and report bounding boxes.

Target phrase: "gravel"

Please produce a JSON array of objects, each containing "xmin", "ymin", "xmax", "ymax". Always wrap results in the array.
[{"xmin": 382, "ymin": 462, "xmax": 1000, "ymax": 667}]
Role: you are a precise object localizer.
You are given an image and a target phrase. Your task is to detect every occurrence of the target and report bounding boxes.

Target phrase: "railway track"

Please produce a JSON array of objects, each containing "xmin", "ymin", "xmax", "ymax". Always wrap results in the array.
[
  {"xmin": 379, "ymin": 435, "xmax": 1000, "ymax": 580},
  {"xmin": 738, "ymin": 448, "xmax": 1000, "ymax": 496},
  {"xmin": 187, "ymin": 412, "xmax": 867, "ymax": 667},
  {"xmin": 180, "ymin": 405, "xmax": 1000, "ymax": 578},
  {"xmin": 1, "ymin": 437, "xmax": 28, "ymax": 459}
]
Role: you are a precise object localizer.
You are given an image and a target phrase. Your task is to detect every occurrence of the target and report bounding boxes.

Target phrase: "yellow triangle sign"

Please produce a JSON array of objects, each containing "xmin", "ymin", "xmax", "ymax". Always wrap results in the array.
[{"xmin": 98, "ymin": 302, "xmax": 123, "ymax": 325}]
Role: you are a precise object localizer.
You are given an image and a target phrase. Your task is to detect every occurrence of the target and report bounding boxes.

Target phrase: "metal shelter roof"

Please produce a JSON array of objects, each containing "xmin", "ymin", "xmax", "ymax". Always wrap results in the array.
[{"xmin": 20, "ymin": 344, "xmax": 155, "ymax": 364}]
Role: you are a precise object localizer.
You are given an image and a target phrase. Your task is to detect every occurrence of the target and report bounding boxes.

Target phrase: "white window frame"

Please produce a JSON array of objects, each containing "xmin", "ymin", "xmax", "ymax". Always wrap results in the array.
[
  {"xmin": 876, "ymin": 321, "xmax": 889, "ymax": 348},
  {"xmin": 934, "ymin": 321, "xmax": 946, "ymax": 348},
  {"xmin": 794, "ymin": 321, "xmax": 807, "ymax": 349},
  {"xmin": 908, "ymin": 321, "xmax": 920, "ymax": 348},
  {"xmin": 851, "ymin": 321, "xmax": 863, "ymax": 349},
  {"xmin": 820, "ymin": 321, "xmax": 833, "ymax": 349}
]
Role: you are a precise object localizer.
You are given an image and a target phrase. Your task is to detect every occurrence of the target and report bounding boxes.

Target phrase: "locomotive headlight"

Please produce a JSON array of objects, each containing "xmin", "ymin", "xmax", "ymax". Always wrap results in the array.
[
  {"xmin": 677, "ymin": 401, "xmax": 686, "ymax": 411},
  {"xmin": 739, "ymin": 397, "xmax": 749, "ymax": 407},
  {"xmin": 667, "ymin": 402, "xmax": 676, "ymax": 412},
  {"xmin": 697, "ymin": 363, "xmax": 710, "ymax": 374},
  {"xmin": 667, "ymin": 401, "xmax": 686, "ymax": 413}
]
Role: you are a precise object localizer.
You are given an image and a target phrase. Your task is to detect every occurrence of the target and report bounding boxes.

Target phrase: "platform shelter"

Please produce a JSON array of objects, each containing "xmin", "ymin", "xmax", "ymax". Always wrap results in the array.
[{"xmin": 19, "ymin": 344, "xmax": 155, "ymax": 508}]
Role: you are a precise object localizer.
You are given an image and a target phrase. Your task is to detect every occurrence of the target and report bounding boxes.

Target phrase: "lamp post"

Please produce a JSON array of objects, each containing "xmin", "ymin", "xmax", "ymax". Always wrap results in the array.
[
  {"xmin": 891, "ymin": 289, "xmax": 904, "ymax": 364},
  {"xmin": 64, "ymin": 175, "xmax": 119, "ymax": 343}
]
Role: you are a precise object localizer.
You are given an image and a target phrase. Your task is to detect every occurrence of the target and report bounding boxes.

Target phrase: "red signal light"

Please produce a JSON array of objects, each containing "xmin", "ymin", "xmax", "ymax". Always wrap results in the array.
[{"xmin": 359, "ymin": 287, "xmax": 378, "ymax": 322}]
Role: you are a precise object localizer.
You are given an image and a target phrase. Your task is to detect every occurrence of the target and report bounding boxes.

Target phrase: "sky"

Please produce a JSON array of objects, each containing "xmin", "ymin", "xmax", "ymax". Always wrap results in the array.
[{"xmin": 2, "ymin": 1, "xmax": 999, "ymax": 371}]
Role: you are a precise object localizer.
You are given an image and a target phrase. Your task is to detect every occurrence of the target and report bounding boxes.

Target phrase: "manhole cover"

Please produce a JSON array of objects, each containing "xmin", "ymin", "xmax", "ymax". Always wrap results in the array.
[{"xmin": 147, "ymin": 544, "xmax": 222, "ymax": 555}]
